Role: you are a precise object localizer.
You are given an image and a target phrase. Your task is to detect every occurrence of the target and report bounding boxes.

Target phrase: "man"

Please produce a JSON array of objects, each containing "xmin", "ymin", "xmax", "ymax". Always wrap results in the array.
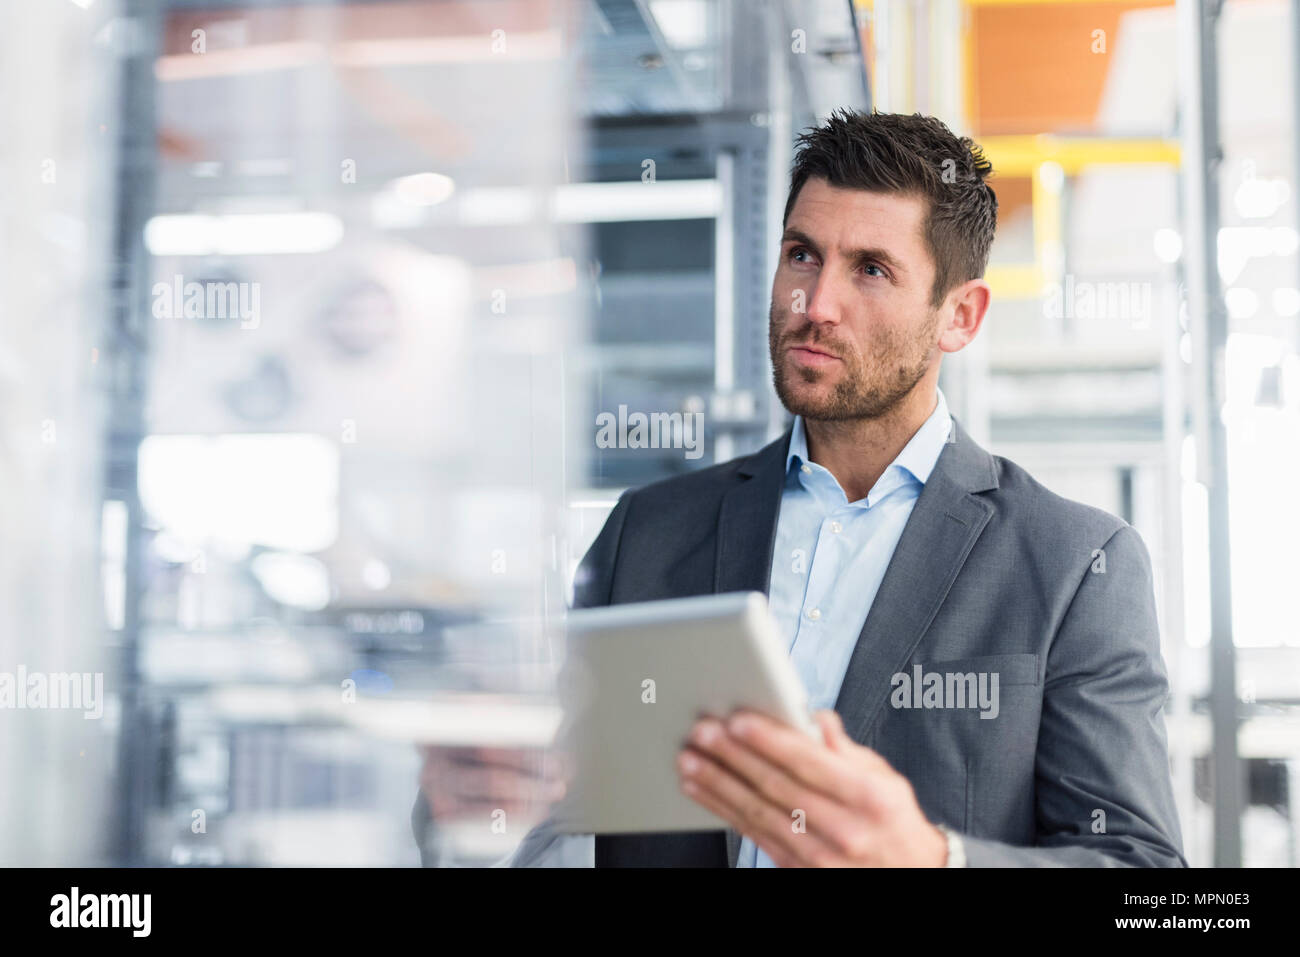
[{"xmin": 415, "ymin": 109, "xmax": 1186, "ymax": 868}]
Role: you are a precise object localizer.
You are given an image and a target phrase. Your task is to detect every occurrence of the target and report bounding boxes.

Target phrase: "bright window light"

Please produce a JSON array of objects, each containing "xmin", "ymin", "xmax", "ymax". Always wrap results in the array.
[
  {"xmin": 1224, "ymin": 287, "xmax": 1259, "ymax": 320},
  {"xmin": 1233, "ymin": 175, "xmax": 1289, "ymax": 219},
  {"xmin": 552, "ymin": 179, "xmax": 721, "ymax": 223},
  {"xmin": 390, "ymin": 172, "xmax": 455, "ymax": 207},
  {"xmin": 144, "ymin": 212, "xmax": 344, "ymax": 255},
  {"xmin": 648, "ymin": 0, "xmax": 710, "ymax": 48},
  {"xmin": 251, "ymin": 552, "xmax": 332, "ymax": 611},
  {"xmin": 1273, "ymin": 288, "xmax": 1300, "ymax": 317},
  {"xmin": 1153, "ymin": 227, "xmax": 1182, "ymax": 263},
  {"xmin": 138, "ymin": 433, "xmax": 339, "ymax": 553}
]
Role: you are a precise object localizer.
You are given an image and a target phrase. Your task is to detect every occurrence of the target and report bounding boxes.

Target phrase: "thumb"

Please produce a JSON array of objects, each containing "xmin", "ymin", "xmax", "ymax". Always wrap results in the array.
[{"xmin": 814, "ymin": 709, "xmax": 852, "ymax": 752}]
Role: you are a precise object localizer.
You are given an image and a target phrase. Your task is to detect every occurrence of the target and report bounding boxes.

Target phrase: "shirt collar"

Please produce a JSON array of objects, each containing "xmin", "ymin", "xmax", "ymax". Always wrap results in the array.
[{"xmin": 785, "ymin": 387, "xmax": 953, "ymax": 486}]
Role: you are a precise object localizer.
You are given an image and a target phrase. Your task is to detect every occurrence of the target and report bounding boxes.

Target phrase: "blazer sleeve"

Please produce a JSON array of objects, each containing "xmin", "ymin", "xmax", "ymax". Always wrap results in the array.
[{"xmin": 962, "ymin": 523, "xmax": 1188, "ymax": 867}]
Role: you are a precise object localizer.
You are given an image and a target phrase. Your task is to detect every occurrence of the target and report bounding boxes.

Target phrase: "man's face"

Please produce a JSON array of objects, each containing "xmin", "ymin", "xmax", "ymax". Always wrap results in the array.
[{"xmin": 769, "ymin": 177, "xmax": 943, "ymax": 422}]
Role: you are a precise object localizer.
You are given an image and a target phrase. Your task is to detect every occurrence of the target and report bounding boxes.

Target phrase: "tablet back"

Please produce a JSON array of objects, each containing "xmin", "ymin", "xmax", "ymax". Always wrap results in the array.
[{"xmin": 551, "ymin": 591, "xmax": 815, "ymax": 834}]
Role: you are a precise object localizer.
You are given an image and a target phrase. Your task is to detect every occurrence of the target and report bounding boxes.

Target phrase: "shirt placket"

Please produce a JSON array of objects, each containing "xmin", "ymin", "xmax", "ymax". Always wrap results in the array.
[{"xmin": 787, "ymin": 475, "xmax": 852, "ymax": 711}]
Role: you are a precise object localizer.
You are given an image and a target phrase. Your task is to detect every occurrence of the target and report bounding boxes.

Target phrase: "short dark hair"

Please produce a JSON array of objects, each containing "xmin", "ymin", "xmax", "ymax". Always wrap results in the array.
[{"xmin": 782, "ymin": 109, "xmax": 997, "ymax": 308}]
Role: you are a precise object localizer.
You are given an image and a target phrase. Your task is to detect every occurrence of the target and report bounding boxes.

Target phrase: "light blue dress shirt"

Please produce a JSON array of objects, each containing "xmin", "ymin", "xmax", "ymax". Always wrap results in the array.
[
  {"xmin": 737, "ymin": 388, "xmax": 952, "ymax": 868},
  {"xmin": 506, "ymin": 389, "xmax": 952, "ymax": 867}
]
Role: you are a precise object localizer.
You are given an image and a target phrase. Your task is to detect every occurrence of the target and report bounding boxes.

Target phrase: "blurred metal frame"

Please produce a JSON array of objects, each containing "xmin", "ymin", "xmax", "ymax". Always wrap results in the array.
[
  {"xmin": 105, "ymin": 0, "xmax": 165, "ymax": 868},
  {"xmin": 1177, "ymin": 0, "xmax": 1243, "ymax": 868}
]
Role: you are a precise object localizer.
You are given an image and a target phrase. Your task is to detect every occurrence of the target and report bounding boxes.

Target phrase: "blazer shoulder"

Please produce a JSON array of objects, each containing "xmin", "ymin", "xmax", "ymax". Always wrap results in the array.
[
  {"xmin": 620, "ymin": 438, "xmax": 781, "ymax": 511},
  {"xmin": 987, "ymin": 451, "xmax": 1134, "ymax": 550}
]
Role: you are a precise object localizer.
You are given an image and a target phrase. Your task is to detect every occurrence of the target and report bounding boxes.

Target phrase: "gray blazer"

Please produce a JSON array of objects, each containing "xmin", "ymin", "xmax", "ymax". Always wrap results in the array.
[{"xmin": 569, "ymin": 416, "xmax": 1186, "ymax": 867}]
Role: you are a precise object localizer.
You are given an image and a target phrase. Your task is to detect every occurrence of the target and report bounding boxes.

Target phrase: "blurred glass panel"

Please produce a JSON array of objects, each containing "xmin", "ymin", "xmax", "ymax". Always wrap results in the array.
[
  {"xmin": 104, "ymin": 0, "xmax": 585, "ymax": 867},
  {"xmin": 0, "ymin": 0, "xmax": 115, "ymax": 865}
]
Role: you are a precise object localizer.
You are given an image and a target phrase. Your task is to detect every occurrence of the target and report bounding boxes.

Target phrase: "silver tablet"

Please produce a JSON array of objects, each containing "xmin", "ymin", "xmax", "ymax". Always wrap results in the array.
[{"xmin": 550, "ymin": 591, "xmax": 817, "ymax": 834}]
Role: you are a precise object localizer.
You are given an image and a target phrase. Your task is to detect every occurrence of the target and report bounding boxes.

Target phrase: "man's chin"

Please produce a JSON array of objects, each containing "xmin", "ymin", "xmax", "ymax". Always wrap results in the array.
[
  {"xmin": 776, "ymin": 379, "xmax": 908, "ymax": 423},
  {"xmin": 776, "ymin": 384, "xmax": 848, "ymax": 421}
]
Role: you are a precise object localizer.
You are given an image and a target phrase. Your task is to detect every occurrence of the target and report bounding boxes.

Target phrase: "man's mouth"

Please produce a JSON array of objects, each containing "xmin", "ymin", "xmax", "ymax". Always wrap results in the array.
[{"xmin": 786, "ymin": 343, "xmax": 841, "ymax": 365}]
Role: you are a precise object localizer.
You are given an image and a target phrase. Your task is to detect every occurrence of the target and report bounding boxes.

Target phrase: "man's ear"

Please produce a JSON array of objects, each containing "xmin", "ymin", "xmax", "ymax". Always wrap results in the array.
[{"xmin": 937, "ymin": 278, "xmax": 991, "ymax": 354}]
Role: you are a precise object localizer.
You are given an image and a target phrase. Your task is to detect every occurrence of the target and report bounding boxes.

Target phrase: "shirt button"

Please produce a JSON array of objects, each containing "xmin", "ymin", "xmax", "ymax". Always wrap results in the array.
[
  {"xmin": 830, "ymin": 521, "xmax": 842, "ymax": 534},
  {"xmin": 800, "ymin": 464, "xmax": 811, "ymax": 475},
  {"xmin": 806, "ymin": 608, "xmax": 821, "ymax": 621}
]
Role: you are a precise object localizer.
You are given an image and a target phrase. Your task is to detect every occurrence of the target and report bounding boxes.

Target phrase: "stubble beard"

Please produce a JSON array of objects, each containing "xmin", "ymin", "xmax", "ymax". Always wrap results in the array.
[{"xmin": 768, "ymin": 300, "xmax": 939, "ymax": 422}]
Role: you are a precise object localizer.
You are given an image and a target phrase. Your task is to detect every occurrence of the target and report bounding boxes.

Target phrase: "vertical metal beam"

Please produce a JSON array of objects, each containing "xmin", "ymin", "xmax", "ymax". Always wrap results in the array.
[
  {"xmin": 107, "ymin": 0, "xmax": 162, "ymax": 867},
  {"xmin": 766, "ymin": 1, "xmax": 797, "ymax": 442},
  {"xmin": 1160, "ymin": 271, "xmax": 1195, "ymax": 861},
  {"xmin": 1178, "ymin": 0, "xmax": 1242, "ymax": 867},
  {"xmin": 847, "ymin": 0, "xmax": 874, "ymax": 108},
  {"xmin": 874, "ymin": 0, "xmax": 893, "ymax": 110},
  {"xmin": 714, "ymin": 148, "xmax": 737, "ymax": 463},
  {"xmin": 711, "ymin": 5, "xmax": 775, "ymax": 460}
]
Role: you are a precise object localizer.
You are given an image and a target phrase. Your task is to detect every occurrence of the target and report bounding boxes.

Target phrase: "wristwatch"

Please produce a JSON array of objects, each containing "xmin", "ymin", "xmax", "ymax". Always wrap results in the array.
[{"xmin": 935, "ymin": 823, "xmax": 967, "ymax": 868}]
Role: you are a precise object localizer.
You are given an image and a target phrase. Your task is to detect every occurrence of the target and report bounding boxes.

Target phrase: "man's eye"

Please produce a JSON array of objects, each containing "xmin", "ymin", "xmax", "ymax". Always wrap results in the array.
[
  {"xmin": 862, "ymin": 263, "xmax": 886, "ymax": 278},
  {"xmin": 789, "ymin": 247, "xmax": 813, "ymax": 264}
]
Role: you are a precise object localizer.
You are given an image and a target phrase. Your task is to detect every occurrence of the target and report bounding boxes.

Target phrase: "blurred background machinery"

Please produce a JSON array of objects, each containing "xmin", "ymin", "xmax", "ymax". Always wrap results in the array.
[{"xmin": 0, "ymin": 0, "xmax": 1296, "ymax": 867}]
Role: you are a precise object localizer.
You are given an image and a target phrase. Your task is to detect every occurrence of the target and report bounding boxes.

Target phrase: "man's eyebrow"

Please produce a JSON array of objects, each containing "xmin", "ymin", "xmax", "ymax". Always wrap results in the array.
[
  {"xmin": 781, "ymin": 227, "xmax": 906, "ymax": 275},
  {"xmin": 781, "ymin": 227, "xmax": 819, "ymax": 251}
]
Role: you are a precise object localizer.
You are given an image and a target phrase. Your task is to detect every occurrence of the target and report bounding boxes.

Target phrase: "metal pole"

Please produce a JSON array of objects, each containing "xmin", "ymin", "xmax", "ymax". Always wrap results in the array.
[
  {"xmin": 1178, "ymin": 0, "xmax": 1243, "ymax": 867},
  {"xmin": 107, "ymin": 0, "xmax": 161, "ymax": 867}
]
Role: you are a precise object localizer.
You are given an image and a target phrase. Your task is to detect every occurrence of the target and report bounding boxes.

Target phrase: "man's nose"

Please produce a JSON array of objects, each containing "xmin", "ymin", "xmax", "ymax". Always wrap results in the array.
[{"xmin": 804, "ymin": 271, "xmax": 846, "ymax": 326}]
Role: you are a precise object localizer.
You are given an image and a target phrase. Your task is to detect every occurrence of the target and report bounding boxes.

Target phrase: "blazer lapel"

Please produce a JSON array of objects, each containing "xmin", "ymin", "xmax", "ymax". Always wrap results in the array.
[
  {"xmin": 715, "ymin": 428, "xmax": 789, "ymax": 866},
  {"xmin": 712, "ymin": 418, "xmax": 998, "ymax": 864},
  {"xmin": 714, "ymin": 430, "xmax": 790, "ymax": 595},
  {"xmin": 832, "ymin": 418, "xmax": 999, "ymax": 744}
]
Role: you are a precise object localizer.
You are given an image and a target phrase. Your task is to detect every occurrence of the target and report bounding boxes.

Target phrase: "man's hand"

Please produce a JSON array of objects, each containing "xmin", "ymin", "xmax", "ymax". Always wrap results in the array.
[
  {"xmin": 418, "ymin": 746, "xmax": 566, "ymax": 824},
  {"xmin": 677, "ymin": 709, "xmax": 948, "ymax": 867}
]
